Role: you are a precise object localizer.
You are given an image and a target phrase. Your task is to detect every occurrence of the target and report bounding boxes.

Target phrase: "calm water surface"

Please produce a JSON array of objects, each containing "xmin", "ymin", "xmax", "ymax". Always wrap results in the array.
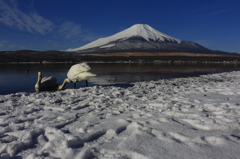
[{"xmin": 1, "ymin": 63, "xmax": 240, "ymax": 95}]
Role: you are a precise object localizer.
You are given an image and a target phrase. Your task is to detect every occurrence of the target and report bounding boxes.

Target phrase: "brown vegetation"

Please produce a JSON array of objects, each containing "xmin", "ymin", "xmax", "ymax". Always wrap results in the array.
[{"xmin": 1, "ymin": 50, "xmax": 240, "ymax": 63}]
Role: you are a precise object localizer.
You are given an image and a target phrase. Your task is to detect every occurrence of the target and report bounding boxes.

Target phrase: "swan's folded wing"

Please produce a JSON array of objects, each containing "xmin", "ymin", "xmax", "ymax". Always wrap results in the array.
[
  {"xmin": 76, "ymin": 72, "xmax": 96, "ymax": 81},
  {"xmin": 67, "ymin": 63, "xmax": 91, "ymax": 80},
  {"xmin": 41, "ymin": 76, "xmax": 57, "ymax": 87}
]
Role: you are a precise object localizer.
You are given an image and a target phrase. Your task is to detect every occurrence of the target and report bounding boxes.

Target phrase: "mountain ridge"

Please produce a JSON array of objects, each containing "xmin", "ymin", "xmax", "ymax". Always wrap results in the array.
[{"xmin": 66, "ymin": 24, "xmax": 211, "ymax": 54}]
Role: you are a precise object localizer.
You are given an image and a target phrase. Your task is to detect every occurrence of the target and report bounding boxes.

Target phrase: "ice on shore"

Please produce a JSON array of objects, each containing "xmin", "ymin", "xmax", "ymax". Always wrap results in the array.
[{"xmin": 1, "ymin": 71, "xmax": 240, "ymax": 159}]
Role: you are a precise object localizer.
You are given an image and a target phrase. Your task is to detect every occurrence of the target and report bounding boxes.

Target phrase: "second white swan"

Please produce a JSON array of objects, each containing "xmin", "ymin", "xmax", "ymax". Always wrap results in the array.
[
  {"xmin": 58, "ymin": 63, "xmax": 96, "ymax": 90},
  {"xmin": 35, "ymin": 72, "xmax": 58, "ymax": 92}
]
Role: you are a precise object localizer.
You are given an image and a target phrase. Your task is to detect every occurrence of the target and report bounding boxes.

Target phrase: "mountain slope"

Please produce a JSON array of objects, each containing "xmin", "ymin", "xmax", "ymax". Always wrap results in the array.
[{"xmin": 66, "ymin": 24, "xmax": 212, "ymax": 53}]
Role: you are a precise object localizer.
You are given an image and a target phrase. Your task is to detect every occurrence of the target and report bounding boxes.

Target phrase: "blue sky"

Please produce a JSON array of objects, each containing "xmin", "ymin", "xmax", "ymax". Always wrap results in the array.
[{"xmin": 0, "ymin": 0, "xmax": 239, "ymax": 53}]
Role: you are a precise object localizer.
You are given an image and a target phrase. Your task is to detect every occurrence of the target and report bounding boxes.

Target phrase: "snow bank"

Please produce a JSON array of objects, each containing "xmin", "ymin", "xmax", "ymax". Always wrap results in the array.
[{"xmin": 1, "ymin": 71, "xmax": 240, "ymax": 158}]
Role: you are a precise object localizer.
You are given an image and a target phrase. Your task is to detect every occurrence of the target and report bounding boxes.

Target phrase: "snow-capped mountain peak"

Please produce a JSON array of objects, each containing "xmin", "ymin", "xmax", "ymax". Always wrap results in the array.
[
  {"xmin": 66, "ymin": 24, "xmax": 181, "ymax": 52},
  {"xmin": 117, "ymin": 24, "xmax": 181, "ymax": 43}
]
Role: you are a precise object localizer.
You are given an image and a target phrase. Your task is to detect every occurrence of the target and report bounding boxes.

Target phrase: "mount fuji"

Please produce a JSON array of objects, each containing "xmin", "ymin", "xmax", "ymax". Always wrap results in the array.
[
  {"xmin": 1, "ymin": 24, "xmax": 239, "ymax": 62},
  {"xmin": 66, "ymin": 24, "xmax": 212, "ymax": 54}
]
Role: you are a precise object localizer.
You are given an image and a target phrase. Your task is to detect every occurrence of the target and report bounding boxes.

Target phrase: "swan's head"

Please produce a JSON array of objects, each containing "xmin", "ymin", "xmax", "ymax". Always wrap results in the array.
[{"xmin": 38, "ymin": 72, "xmax": 42, "ymax": 79}]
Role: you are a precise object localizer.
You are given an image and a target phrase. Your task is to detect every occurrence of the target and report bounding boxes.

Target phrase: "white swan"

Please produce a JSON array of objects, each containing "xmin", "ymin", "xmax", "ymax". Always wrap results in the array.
[
  {"xmin": 35, "ymin": 72, "xmax": 58, "ymax": 92},
  {"xmin": 58, "ymin": 63, "xmax": 96, "ymax": 90}
]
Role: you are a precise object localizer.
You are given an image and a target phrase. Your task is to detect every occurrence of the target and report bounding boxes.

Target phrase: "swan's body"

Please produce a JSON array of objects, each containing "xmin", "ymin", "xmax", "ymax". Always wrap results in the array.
[
  {"xmin": 58, "ymin": 63, "xmax": 96, "ymax": 90},
  {"xmin": 35, "ymin": 72, "xmax": 58, "ymax": 92}
]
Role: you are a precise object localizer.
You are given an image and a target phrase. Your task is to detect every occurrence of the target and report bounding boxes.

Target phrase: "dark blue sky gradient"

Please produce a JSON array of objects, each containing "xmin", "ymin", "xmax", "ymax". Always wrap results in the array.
[{"xmin": 0, "ymin": 0, "xmax": 239, "ymax": 53}]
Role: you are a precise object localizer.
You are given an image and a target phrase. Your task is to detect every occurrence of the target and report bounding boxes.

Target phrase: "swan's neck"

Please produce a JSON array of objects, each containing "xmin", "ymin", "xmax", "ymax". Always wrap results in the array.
[
  {"xmin": 58, "ymin": 78, "xmax": 71, "ymax": 90},
  {"xmin": 35, "ymin": 72, "xmax": 42, "ymax": 88}
]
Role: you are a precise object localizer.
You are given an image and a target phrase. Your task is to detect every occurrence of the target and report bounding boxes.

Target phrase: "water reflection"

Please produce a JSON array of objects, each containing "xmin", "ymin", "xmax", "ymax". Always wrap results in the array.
[
  {"xmin": 91, "ymin": 63, "xmax": 238, "ymax": 73},
  {"xmin": 89, "ymin": 63, "xmax": 240, "ymax": 85},
  {"xmin": 0, "ymin": 63, "xmax": 240, "ymax": 95}
]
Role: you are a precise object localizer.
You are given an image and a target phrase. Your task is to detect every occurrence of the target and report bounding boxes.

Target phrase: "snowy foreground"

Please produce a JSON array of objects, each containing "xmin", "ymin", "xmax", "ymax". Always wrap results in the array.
[{"xmin": 1, "ymin": 71, "xmax": 240, "ymax": 159}]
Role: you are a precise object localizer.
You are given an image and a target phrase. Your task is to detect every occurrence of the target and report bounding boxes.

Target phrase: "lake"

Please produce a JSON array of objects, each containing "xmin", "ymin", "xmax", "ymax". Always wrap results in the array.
[{"xmin": 1, "ymin": 63, "xmax": 240, "ymax": 95}]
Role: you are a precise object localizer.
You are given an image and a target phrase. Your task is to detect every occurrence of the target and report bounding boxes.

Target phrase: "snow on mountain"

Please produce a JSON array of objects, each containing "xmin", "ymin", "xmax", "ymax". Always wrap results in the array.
[{"xmin": 66, "ymin": 24, "xmax": 182, "ymax": 52}]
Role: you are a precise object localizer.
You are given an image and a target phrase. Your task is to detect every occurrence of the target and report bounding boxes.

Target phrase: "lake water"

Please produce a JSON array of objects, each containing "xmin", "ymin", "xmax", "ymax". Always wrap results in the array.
[{"xmin": 1, "ymin": 63, "xmax": 240, "ymax": 95}]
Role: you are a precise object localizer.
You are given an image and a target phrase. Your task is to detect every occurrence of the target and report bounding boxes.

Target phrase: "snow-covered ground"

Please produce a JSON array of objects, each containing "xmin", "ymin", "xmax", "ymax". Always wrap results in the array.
[{"xmin": 1, "ymin": 71, "xmax": 240, "ymax": 159}]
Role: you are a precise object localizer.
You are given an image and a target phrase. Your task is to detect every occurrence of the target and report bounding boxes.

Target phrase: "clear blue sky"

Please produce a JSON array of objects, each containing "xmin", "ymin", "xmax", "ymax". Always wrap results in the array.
[{"xmin": 0, "ymin": 0, "xmax": 239, "ymax": 53}]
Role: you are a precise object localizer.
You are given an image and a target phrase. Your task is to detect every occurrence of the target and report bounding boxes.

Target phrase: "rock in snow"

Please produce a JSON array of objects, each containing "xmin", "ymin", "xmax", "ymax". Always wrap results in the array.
[{"xmin": 1, "ymin": 71, "xmax": 240, "ymax": 158}]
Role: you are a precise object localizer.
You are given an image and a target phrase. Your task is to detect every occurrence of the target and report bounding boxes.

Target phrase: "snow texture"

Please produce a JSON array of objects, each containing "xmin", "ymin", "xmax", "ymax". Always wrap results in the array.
[
  {"xmin": 1, "ymin": 71, "xmax": 240, "ymax": 158},
  {"xmin": 66, "ymin": 24, "xmax": 181, "ymax": 51}
]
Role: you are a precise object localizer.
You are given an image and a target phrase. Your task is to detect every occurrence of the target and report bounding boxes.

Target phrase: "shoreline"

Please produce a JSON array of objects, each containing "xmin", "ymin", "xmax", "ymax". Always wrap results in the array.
[{"xmin": 0, "ymin": 59, "xmax": 240, "ymax": 64}]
